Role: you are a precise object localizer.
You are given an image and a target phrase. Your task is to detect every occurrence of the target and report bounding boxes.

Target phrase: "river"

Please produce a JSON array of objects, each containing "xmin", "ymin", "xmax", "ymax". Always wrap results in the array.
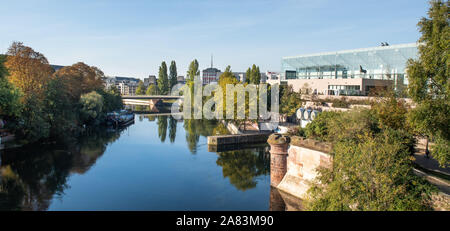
[{"xmin": 0, "ymin": 114, "xmax": 294, "ymax": 211}]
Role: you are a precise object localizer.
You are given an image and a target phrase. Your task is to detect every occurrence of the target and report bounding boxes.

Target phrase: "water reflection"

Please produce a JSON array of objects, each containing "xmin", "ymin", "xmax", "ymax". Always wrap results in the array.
[
  {"xmin": 216, "ymin": 148, "xmax": 269, "ymax": 191},
  {"xmin": 0, "ymin": 129, "xmax": 121, "ymax": 210},
  {"xmin": 157, "ymin": 116, "xmax": 168, "ymax": 143},
  {"xmin": 0, "ymin": 116, "xmax": 281, "ymax": 210}
]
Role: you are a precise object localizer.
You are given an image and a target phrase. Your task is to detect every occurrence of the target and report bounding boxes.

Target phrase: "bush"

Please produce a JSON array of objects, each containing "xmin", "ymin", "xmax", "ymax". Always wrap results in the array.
[
  {"xmin": 304, "ymin": 111, "xmax": 342, "ymax": 141},
  {"xmin": 330, "ymin": 99, "xmax": 350, "ymax": 108},
  {"xmin": 306, "ymin": 128, "xmax": 434, "ymax": 211}
]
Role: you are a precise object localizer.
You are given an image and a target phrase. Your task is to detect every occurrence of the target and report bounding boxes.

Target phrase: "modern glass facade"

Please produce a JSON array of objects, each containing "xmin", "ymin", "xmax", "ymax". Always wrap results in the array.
[{"xmin": 281, "ymin": 43, "xmax": 418, "ymax": 86}]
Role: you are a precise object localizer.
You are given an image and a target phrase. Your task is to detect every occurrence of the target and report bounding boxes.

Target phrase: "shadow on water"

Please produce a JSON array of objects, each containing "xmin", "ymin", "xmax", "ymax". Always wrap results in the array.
[
  {"xmin": 0, "ymin": 114, "xmax": 302, "ymax": 211},
  {"xmin": 0, "ymin": 128, "xmax": 123, "ymax": 211}
]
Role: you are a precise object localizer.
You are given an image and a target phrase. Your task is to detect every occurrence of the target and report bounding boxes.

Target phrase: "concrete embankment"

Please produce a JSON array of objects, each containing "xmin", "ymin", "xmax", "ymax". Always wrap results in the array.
[{"xmin": 207, "ymin": 133, "xmax": 271, "ymax": 146}]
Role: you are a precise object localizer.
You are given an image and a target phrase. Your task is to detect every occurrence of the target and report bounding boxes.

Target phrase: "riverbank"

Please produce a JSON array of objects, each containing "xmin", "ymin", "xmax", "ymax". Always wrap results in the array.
[{"xmin": 266, "ymin": 134, "xmax": 450, "ymax": 211}]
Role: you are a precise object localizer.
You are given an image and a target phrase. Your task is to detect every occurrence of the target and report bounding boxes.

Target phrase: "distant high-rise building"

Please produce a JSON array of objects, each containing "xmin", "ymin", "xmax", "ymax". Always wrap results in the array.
[
  {"xmin": 104, "ymin": 76, "xmax": 140, "ymax": 95},
  {"xmin": 144, "ymin": 75, "xmax": 157, "ymax": 87},
  {"xmin": 202, "ymin": 55, "xmax": 221, "ymax": 85}
]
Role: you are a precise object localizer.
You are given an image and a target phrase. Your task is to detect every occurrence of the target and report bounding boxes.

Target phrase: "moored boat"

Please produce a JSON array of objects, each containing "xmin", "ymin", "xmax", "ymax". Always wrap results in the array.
[{"xmin": 107, "ymin": 110, "xmax": 135, "ymax": 128}]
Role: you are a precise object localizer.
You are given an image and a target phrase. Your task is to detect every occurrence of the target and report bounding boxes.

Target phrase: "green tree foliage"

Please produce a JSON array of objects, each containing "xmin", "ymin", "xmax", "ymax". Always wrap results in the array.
[
  {"xmin": 370, "ymin": 90, "xmax": 409, "ymax": 131},
  {"xmin": 305, "ymin": 102, "xmax": 432, "ymax": 210},
  {"xmin": 53, "ymin": 62, "xmax": 104, "ymax": 101},
  {"xmin": 146, "ymin": 84, "xmax": 158, "ymax": 95},
  {"xmin": 16, "ymin": 94, "xmax": 51, "ymax": 142},
  {"xmin": 79, "ymin": 91, "xmax": 104, "ymax": 125},
  {"xmin": 135, "ymin": 80, "xmax": 146, "ymax": 95},
  {"xmin": 306, "ymin": 129, "xmax": 434, "ymax": 211},
  {"xmin": 187, "ymin": 59, "xmax": 200, "ymax": 82},
  {"xmin": 279, "ymin": 85, "xmax": 302, "ymax": 116},
  {"xmin": 245, "ymin": 67, "xmax": 251, "ymax": 84},
  {"xmin": 43, "ymin": 78, "xmax": 79, "ymax": 137},
  {"xmin": 246, "ymin": 64, "xmax": 261, "ymax": 84},
  {"xmin": 4, "ymin": 42, "xmax": 53, "ymax": 142},
  {"xmin": 218, "ymin": 66, "xmax": 239, "ymax": 119},
  {"xmin": 2, "ymin": 42, "xmax": 123, "ymax": 143},
  {"xmin": 96, "ymin": 87, "xmax": 123, "ymax": 113},
  {"xmin": 305, "ymin": 109, "xmax": 380, "ymax": 143},
  {"xmin": 304, "ymin": 111, "xmax": 342, "ymax": 142},
  {"xmin": 158, "ymin": 61, "xmax": 169, "ymax": 95},
  {"xmin": 406, "ymin": 0, "xmax": 449, "ymax": 167},
  {"xmin": 169, "ymin": 60, "xmax": 178, "ymax": 89},
  {"xmin": 0, "ymin": 55, "xmax": 22, "ymax": 119}
]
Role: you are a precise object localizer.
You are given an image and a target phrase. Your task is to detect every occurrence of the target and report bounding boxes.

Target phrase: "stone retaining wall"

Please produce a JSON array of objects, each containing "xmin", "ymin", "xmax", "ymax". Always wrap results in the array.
[{"xmin": 268, "ymin": 134, "xmax": 333, "ymax": 199}]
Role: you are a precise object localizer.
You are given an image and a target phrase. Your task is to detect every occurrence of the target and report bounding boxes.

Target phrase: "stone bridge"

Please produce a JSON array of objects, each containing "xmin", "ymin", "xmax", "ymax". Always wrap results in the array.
[{"xmin": 122, "ymin": 95, "xmax": 183, "ymax": 106}]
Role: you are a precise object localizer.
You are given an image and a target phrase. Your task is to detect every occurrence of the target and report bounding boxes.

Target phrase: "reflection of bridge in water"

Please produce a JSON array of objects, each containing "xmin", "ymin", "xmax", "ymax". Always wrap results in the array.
[
  {"xmin": 134, "ymin": 112, "xmax": 183, "ymax": 117},
  {"xmin": 122, "ymin": 95, "xmax": 183, "ymax": 100}
]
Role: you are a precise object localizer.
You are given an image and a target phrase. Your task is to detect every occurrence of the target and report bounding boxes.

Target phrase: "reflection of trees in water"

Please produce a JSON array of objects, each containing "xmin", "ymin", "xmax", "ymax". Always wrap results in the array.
[
  {"xmin": 216, "ymin": 147, "xmax": 270, "ymax": 191},
  {"xmin": 145, "ymin": 115, "xmax": 156, "ymax": 122},
  {"xmin": 168, "ymin": 117, "xmax": 177, "ymax": 143},
  {"xmin": 157, "ymin": 116, "xmax": 168, "ymax": 143},
  {"xmin": 0, "ymin": 129, "xmax": 122, "ymax": 211}
]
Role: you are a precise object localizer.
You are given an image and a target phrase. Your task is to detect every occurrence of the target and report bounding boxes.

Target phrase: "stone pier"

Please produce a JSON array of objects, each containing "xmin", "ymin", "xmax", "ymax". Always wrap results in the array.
[
  {"xmin": 267, "ymin": 134, "xmax": 290, "ymax": 187},
  {"xmin": 267, "ymin": 134, "xmax": 333, "ymax": 199}
]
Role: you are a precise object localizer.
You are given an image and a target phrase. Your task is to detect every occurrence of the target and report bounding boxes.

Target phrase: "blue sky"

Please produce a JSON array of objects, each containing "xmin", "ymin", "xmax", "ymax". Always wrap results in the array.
[{"xmin": 0, "ymin": 0, "xmax": 429, "ymax": 79}]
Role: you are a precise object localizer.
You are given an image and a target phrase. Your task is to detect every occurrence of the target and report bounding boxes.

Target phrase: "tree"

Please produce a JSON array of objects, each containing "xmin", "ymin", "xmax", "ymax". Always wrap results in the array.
[
  {"xmin": 53, "ymin": 62, "xmax": 104, "ymax": 101},
  {"xmin": 4, "ymin": 42, "xmax": 53, "ymax": 142},
  {"xmin": 279, "ymin": 85, "xmax": 302, "ymax": 116},
  {"xmin": 135, "ymin": 80, "xmax": 146, "ymax": 95},
  {"xmin": 245, "ymin": 67, "xmax": 251, "ymax": 84},
  {"xmin": 43, "ymin": 77, "xmax": 79, "ymax": 137},
  {"xmin": 5, "ymin": 42, "xmax": 53, "ymax": 98},
  {"xmin": 146, "ymin": 84, "xmax": 158, "ymax": 95},
  {"xmin": 187, "ymin": 59, "xmax": 200, "ymax": 82},
  {"xmin": 370, "ymin": 90, "xmax": 409, "ymax": 131},
  {"xmin": 246, "ymin": 64, "xmax": 261, "ymax": 84},
  {"xmin": 218, "ymin": 66, "xmax": 239, "ymax": 119},
  {"xmin": 406, "ymin": 0, "xmax": 449, "ymax": 167},
  {"xmin": 0, "ymin": 55, "xmax": 22, "ymax": 118},
  {"xmin": 169, "ymin": 60, "xmax": 178, "ymax": 89},
  {"xmin": 79, "ymin": 91, "xmax": 104, "ymax": 125},
  {"xmin": 304, "ymin": 111, "xmax": 342, "ymax": 142},
  {"xmin": 157, "ymin": 61, "xmax": 169, "ymax": 95},
  {"xmin": 306, "ymin": 129, "xmax": 434, "ymax": 211},
  {"xmin": 254, "ymin": 66, "xmax": 261, "ymax": 84},
  {"xmin": 97, "ymin": 87, "xmax": 123, "ymax": 113}
]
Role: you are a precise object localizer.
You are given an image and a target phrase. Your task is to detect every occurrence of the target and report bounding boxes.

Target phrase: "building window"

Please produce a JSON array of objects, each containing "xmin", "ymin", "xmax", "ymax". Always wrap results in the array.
[{"xmin": 285, "ymin": 70, "xmax": 297, "ymax": 79}]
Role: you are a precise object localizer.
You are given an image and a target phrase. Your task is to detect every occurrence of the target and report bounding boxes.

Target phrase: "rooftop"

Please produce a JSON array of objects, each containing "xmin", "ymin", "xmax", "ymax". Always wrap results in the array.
[{"xmin": 283, "ymin": 43, "xmax": 419, "ymax": 59}]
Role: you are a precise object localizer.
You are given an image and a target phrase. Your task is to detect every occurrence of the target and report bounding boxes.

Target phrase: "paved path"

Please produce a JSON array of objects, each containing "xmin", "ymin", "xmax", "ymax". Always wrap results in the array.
[{"xmin": 414, "ymin": 147, "xmax": 450, "ymax": 176}]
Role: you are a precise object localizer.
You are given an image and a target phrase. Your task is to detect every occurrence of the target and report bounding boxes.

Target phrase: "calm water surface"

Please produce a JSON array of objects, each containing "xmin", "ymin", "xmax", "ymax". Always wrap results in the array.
[{"xmin": 0, "ymin": 115, "xmax": 275, "ymax": 211}]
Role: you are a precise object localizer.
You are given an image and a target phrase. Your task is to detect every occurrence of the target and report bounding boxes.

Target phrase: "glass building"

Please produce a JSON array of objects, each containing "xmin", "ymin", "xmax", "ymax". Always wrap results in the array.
[{"xmin": 278, "ymin": 43, "xmax": 419, "ymax": 95}]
